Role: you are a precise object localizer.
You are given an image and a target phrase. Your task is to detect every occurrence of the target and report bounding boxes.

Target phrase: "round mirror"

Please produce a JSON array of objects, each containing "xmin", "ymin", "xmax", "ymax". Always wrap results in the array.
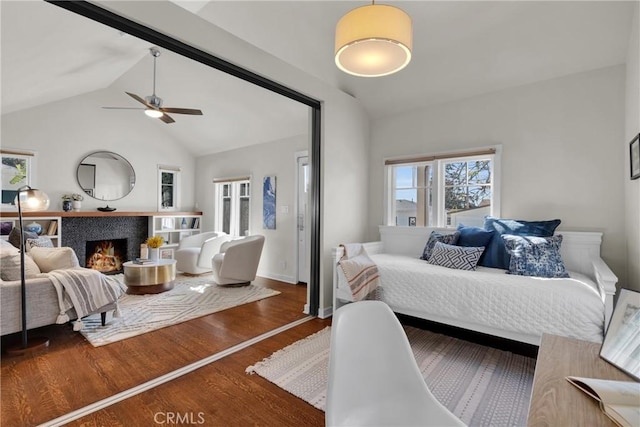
[{"xmin": 76, "ymin": 151, "xmax": 135, "ymax": 201}]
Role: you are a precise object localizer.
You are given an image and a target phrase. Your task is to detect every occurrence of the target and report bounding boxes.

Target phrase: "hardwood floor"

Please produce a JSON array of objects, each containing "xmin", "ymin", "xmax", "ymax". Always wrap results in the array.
[{"xmin": 1, "ymin": 276, "xmax": 330, "ymax": 426}]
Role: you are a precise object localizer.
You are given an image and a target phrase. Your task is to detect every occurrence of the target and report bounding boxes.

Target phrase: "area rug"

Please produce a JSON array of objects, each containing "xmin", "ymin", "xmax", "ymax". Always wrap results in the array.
[
  {"xmin": 247, "ymin": 326, "xmax": 535, "ymax": 426},
  {"xmin": 80, "ymin": 274, "xmax": 280, "ymax": 347}
]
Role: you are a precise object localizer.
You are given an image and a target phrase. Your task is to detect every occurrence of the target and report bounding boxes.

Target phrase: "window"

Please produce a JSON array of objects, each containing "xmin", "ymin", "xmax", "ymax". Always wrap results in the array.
[
  {"xmin": 158, "ymin": 166, "xmax": 180, "ymax": 211},
  {"xmin": 214, "ymin": 178, "xmax": 251, "ymax": 236},
  {"xmin": 386, "ymin": 148, "xmax": 499, "ymax": 228}
]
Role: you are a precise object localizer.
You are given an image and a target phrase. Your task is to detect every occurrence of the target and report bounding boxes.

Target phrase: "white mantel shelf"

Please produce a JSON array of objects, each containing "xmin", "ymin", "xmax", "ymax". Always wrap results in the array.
[{"xmin": 0, "ymin": 211, "xmax": 202, "ymax": 218}]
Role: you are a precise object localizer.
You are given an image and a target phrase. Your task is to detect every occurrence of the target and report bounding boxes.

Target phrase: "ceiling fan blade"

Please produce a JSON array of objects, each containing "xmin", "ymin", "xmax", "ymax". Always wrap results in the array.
[
  {"xmin": 102, "ymin": 107, "xmax": 145, "ymax": 110},
  {"xmin": 159, "ymin": 113, "xmax": 175, "ymax": 124},
  {"xmin": 126, "ymin": 92, "xmax": 154, "ymax": 108},
  {"xmin": 160, "ymin": 107, "xmax": 203, "ymax": 115}
]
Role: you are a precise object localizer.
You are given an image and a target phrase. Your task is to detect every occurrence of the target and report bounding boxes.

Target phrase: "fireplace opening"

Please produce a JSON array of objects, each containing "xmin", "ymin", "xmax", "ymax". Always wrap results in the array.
[{"xmin": 86, "ymin": 239, "xmax": 127, "ymax": 274}]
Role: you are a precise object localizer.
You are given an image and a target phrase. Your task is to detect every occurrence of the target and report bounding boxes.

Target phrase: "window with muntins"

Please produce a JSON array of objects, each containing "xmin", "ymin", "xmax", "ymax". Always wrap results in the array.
[
  {"xmin": 385, "ymin": 148, "xmax": 499, "ymax": 228},
  {"xmin": 214, "ymin": 178, "xmax": 251, "ymax": 236}
]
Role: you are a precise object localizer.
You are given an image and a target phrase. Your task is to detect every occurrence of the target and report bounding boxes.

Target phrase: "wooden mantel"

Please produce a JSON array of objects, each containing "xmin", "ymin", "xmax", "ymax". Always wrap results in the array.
[{"xmin": 0, "ymin": 211, "xmax": 203, "ymax": 218}]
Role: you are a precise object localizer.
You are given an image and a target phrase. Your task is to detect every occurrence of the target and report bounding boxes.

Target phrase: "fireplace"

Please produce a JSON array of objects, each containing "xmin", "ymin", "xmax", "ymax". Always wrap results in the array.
[{"xmin": 85, "ymin": 239, "xmax": 127, "ymax": 274}]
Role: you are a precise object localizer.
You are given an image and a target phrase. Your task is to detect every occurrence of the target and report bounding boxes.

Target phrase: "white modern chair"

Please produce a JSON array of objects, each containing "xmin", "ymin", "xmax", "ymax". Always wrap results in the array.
[
  {"xmin": 212, "ymin": 235, "xmax": 265, "ymax": 285},
  {"xmin": 174, "ymin": 231, "xmax": 233, "ymax": 275},
  {"xmin": 326, "ymin": 301, "xmax": 466, "ymax": 427}
]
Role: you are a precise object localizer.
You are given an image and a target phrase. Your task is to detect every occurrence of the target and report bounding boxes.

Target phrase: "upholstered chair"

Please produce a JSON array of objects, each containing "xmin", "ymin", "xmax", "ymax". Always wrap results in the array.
[
  {"xmin": 174, "ymin": 231, "xmax": 233, "ymax": 275},
  {"xmin": 326, "ymin": 301, "xmax": 466, "ymax": 427},
  {"xmin": 211, "ymin": 235, "xmax": 265, "ymax": 285}
]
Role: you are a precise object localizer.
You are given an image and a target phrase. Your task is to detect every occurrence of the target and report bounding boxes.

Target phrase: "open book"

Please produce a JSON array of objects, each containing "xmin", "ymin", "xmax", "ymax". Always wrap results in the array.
[{"xmin": 566, "ymin": 376, "xmax": 640, "ymax": 427}]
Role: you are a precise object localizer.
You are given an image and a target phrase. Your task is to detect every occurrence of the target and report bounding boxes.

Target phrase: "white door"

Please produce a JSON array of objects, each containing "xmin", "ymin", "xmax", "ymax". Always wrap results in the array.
[{"xmin": 296, "ymin": 155, "xmax": 309, "ymax": 283}]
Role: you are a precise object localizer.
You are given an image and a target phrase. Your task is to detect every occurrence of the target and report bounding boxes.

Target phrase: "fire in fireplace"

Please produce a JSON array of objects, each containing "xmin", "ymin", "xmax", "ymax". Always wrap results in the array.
[{"xmin": 86, "ymin": 239, "xmax": 127, "ymax": 274}]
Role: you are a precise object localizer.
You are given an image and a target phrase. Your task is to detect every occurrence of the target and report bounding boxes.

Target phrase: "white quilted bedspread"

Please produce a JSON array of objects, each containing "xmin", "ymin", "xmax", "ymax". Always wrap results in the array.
[{"xmin": 345, "ymin": 254, "xmax": 605, "ymax": 343}]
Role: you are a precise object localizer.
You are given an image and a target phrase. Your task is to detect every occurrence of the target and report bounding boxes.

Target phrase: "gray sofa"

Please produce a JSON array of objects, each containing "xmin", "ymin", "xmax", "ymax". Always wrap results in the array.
[{"xmin": 0, "ymin": 242, "xmax": 118, "ymax": 336}]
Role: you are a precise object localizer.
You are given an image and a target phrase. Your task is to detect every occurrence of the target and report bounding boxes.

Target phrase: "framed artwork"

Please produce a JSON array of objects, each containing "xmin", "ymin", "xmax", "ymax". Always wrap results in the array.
[
  {"xmin": 600, "ymin": 288, "xmax": 640, "ymax": 381},
  {"xmin": 1, "ymin": 151, "xmax": 32, "ymax": 205},
  {"xmin": 409, "ymin": 216, "xmax": 417, "ymax": 226},
  {"xmin": 630, "ymin": 133, "xmax": 640, "ymax": 180},
  {"xmin": 263, "ymin": 175, "xmax": 276, "ymax": 230},
  {"xmin": 159, "ymin": 248, "xmax": 174, "ymax": 260}
]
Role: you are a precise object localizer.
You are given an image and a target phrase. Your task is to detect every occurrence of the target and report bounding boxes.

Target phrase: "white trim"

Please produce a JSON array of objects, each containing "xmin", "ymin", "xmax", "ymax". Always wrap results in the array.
[
  {"xmin": 294, "ymin": 150, "xmax": 309, "ymax": 284},
  {"xmin": 384, "ymin": 145, "xmax": 501, "ymax": 228},
  {"xmin": 259, "ymin": 272, "xmax": 297, "ymax": 284},
  {"xmin": 40, "ymin": 316, "xmax": 315, "ymax": 427},
  {"xmin": 157, "ymin": 166, "xmax": 180, "ymax": 211}
]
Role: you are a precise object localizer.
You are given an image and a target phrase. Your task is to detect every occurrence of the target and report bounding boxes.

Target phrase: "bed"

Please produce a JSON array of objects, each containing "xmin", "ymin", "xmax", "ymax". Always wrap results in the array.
[{"xmin": 332, "ymin": 226, "xmax": 618, "ymax": 345}]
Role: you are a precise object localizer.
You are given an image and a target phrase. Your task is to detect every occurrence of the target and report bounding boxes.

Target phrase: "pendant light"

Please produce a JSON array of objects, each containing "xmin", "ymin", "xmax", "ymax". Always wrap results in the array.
[{"xmin": 335, "ymin": 1, "xmax": 413, "ymax": 77}]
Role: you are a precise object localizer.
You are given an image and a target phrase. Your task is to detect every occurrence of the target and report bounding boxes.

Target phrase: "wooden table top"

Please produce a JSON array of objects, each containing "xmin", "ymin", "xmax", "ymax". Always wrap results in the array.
[{"xmin": 527, "ymin": 334, "xmax": 636, "ymax": 426}]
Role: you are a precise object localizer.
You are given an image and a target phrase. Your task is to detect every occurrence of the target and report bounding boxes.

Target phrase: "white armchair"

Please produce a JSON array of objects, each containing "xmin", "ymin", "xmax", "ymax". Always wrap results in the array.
[
  {"xmin": 174, "ymin": 232, "xmax": 233, "ymax": 275},
  {"xmin": 326, "ymin": 301, "xmax": 465, "ymax": 427},
  {"xmin": 212, "ymin": 235, "xmax": 265, "ymax": 285}
]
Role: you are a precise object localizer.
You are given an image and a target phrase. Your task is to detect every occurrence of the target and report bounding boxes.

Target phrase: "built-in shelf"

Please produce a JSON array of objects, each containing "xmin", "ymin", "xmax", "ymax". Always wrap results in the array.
[
  {"xmin": 0, "ymin": 211, "xmax": 202, "ymax": 218},
  {"xmin": 149, "ymin": 213, "xmax": 203, "ymax": 253},
  {"xmin": 0, "ymin": 215, "xmax": 61, "ymax": 247}
]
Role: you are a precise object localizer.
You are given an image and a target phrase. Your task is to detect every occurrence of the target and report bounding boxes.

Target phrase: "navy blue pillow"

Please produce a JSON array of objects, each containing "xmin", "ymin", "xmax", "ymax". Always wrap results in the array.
[
  {"xmin": 481, "ymin": 217, "xmax": 561, "ymax": 269},
  {"xmin": 456, "ymin": 224, "xmax": 495, "ymax": 247},
  {"xmin": 456, "ymin": 225, "xmax": 494, "ymax": 264}
]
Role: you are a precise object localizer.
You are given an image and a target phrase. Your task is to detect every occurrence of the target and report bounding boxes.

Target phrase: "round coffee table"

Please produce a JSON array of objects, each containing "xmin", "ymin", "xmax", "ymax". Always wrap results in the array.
[{"xmin": 123, "ymin": 259, "xmax": 177, "ymax": 295}]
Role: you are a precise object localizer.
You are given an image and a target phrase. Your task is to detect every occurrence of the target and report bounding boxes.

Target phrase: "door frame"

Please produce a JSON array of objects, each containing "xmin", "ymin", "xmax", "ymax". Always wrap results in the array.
[{"xmin": 50, "ymin": 0, "xmax": 322, "ymax": 316}]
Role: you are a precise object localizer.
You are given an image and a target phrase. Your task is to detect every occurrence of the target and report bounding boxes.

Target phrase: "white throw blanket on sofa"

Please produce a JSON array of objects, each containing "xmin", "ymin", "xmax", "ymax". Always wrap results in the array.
[
  {"xmin": 49, "ymin": 268, "xmax": 122, "ymax": 331},
  {"xmin": 338, "ymin": 243, "xmax": 380, "ymax": 302}
]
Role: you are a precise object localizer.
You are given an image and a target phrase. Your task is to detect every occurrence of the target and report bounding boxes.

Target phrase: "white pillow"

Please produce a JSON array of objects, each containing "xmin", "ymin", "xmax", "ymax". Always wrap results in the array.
[
  {"xmin": 0, "ymin": 239, "xmax": 19, "ymax": 253},
  {"xmin": 0, "ymin": 251, "xmax": 41, "ymax": 281},
  {"xmin": 29, "ymin": 247, "xmax": 80, "ymax": 273}
]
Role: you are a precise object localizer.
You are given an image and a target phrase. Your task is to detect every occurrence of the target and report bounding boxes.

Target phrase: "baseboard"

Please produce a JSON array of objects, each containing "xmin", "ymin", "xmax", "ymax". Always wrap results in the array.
[
  {"xmin": 318, "ymin": 306, "xmax": 333, "ymax": 319},
  {"xmin": 259, "ymin": 272, "xmax": 297, "ymax": 284}
]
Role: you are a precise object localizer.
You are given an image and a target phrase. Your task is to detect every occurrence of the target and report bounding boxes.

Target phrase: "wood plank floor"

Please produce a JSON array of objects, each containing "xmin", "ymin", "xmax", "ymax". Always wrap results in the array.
[{"xmin": 1, "ymin": 276, "xmax": 331, "ymax": 426}]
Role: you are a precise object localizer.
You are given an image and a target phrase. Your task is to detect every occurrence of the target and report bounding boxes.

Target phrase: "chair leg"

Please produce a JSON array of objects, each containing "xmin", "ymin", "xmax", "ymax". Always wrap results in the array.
[{"xmin": 101, "ymin": 312, "xmax": 107, "ymax": 326}]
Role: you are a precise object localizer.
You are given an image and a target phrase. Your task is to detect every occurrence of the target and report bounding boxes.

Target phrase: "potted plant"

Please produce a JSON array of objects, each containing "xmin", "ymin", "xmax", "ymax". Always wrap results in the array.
[
  {"xmin": 61, "ymin": 194, "xmax": 73, "ymax": 212},
  {"xmin": 146, "ymin": 235, "xmax": 165, "ymax": 260},
  {"xmin": 71, "ymin": 193, "xmax": 83, "ymax": 211}
]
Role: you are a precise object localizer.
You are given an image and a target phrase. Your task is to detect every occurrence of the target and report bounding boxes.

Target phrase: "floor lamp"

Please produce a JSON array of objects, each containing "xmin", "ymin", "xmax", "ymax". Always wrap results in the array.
[{"xmin": 6, "ymin": 185, "xmax": 50, "ymax": 355}]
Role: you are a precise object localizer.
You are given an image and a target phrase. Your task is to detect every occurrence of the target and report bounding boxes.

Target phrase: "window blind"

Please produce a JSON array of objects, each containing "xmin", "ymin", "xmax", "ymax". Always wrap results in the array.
[{"xmin": 384, "ymin": 148, "xmax": 496, "ymax": 166}]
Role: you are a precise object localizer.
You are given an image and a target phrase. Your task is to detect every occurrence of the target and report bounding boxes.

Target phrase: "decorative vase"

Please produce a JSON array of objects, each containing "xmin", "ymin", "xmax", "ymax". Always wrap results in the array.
[
  {"xmin": 149, "ymin": 248, "xmax": 159, "ymax": 261},
  {"xmin": 25, "ymin": 221, "xmax": 43, "ymax": 235},
  {"xmin": 62, "ymin": 200, "xmax": 72, "ymax": 212},
  {"xmin": 72, "ymin": 200, "xmax": 81, "ymax": 212}
]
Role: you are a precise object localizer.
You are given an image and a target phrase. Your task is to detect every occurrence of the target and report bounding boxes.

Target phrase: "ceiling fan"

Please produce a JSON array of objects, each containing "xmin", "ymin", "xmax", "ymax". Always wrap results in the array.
[{"xmin": 103, "ymin": 47, "xmax": 203, "ymax": 124}]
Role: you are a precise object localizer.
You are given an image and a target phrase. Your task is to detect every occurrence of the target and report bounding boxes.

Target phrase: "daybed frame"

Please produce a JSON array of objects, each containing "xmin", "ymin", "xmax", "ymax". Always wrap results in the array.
[{"xmin": 332, "ymin": 226, "xmax": 618, "ymax": 346}]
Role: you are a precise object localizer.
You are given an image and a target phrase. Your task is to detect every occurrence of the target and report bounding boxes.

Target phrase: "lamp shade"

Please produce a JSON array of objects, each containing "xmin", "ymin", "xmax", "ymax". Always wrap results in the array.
[
  {"xmin": 335, "ymin": 4, "xmax": 412, "ymax": 77},
  {"xmin": 15, "ymin": 188, "xmax": 50, "ymax": 212}
]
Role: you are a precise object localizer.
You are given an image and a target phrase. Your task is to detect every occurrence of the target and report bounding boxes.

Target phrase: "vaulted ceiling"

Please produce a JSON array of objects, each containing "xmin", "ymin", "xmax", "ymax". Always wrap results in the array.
[{"xmin": 1, "ymin": 1, "xmax": 634, "ymax": 155}]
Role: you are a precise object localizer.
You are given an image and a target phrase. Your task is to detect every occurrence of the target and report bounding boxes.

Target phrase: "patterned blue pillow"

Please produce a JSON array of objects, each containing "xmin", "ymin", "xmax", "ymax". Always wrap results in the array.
[
  {"xmin": 420, "ymin": 231, "xmax": 459, "ymax": 260},
  {"xmin": 481, "ymin": 217, "xmax": 561, "ymax": 269},
  {"xmin": 427, "ymin": 242, "xmax": 485, "ymax": 271},
  {"xmin": 502, "ymin": 234, "xmax": 569, "ymax": 278},
  {"xmin": 26, "ymin": 237, "xmax": 54, "ymax": 251}
]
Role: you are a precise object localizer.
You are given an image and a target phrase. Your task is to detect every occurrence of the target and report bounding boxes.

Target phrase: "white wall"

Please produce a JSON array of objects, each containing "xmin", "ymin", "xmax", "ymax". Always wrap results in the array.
[
  {"xmin": 195, "ymin": 134, "xmax": 307, "ymax": 283},
  {"xmin": 1, "ymin": 88, "xmax": 196, "ymax": 211},
  {"xmin": 370, "ymin": 66, "xmax": 627, "ymax": 282},
  {"xmin": 95, "ymin": 1, "xmax": 371, "ymax": 314},
  {"xmin": 625, "ymin": 4, "xmax": 640, "ymax": 292}
]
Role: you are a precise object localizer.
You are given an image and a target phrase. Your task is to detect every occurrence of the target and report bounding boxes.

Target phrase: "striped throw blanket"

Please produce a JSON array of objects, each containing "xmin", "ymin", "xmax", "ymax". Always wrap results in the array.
[
  {"xmin": 338, "ymin": 243, "xmax": 380, "ymax": 302},
  {"xmin": 49, "ymin": 268, "xmax": 122, "ymax": 331}
]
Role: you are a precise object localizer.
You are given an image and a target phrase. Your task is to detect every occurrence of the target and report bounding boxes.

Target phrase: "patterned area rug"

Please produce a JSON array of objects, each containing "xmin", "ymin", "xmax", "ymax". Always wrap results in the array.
[
  {"xmin": 80, "ymin": 274, "xmax": 280, "ymax": 347},
  {"xmin": 247, "ymin": 326, "xmax": 535, "ymax": 426}
]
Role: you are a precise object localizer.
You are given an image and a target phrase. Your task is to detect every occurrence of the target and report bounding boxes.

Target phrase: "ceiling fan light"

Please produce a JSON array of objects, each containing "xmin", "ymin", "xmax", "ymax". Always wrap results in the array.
[
  {"xmin": 335, "ymin": 4, "xmax": 412, "ymax": 77},
  {"xmin": 145, "ymin": 108, "xmax": 163, "ymax": 118}
]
